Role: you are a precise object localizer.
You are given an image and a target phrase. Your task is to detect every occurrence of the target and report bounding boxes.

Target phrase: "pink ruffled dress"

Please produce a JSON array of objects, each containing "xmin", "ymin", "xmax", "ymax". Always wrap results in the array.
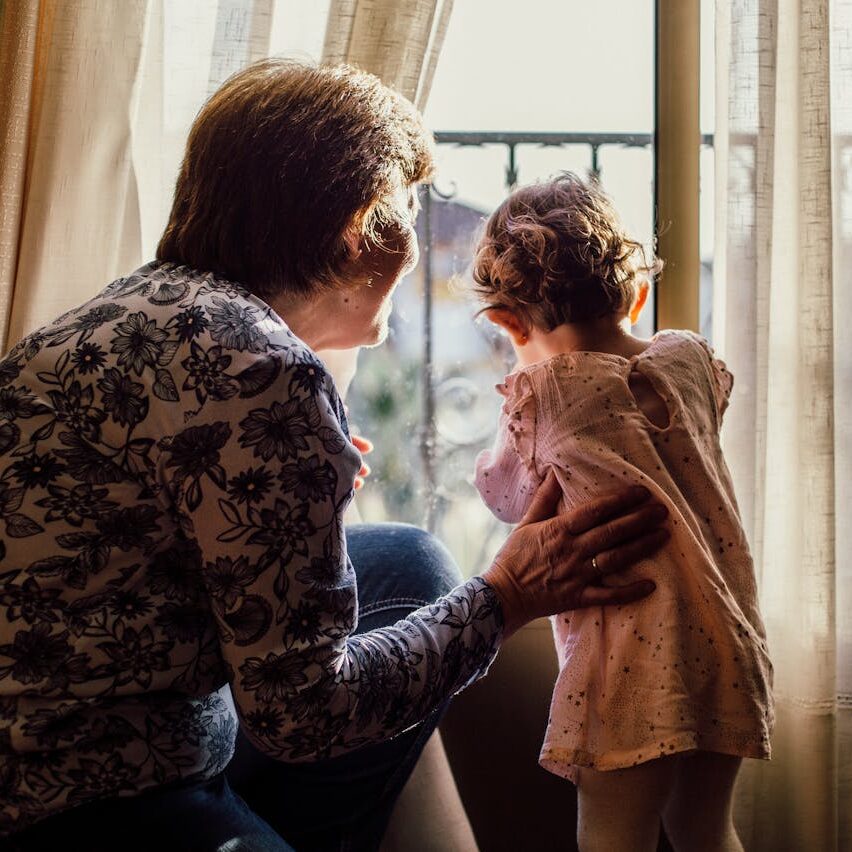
[{"xmin": 474, "ymin": 330, "xmax": 774, "ymax": 781}]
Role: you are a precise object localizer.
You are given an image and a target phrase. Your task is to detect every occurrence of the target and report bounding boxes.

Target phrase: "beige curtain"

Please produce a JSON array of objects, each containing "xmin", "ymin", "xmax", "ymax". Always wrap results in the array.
[
  {"xmin": 322, "ymin": 0, "xmax": 453, "ymax": 108},
  {"xmin": 0, "ymin": 0, "xmax": 39, "ymax": 349},
  {"xmin": 715, "ymin": 1, "xmax": 851, "ymax": 849},
  {"xmin": 0, "ymin": 0, "xmax": 183, "ymax": 351},
  {"xmin": 0, "ymin": 0, "xmax": 452, "ymax": 354},
  {"xmin": 0, "ymin": 0, "xmax": 150, "ymax": 351}
]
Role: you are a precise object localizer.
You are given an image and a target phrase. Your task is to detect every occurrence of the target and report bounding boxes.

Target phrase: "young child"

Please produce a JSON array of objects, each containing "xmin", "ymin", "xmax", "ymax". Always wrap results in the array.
[{"xmin": 472, "ymin": 173, "xmax": 773, "ymax": 852}]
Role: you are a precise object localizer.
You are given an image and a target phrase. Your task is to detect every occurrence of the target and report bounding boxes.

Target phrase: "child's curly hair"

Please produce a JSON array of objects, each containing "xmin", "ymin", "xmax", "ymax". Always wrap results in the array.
[{"xmin": 472, "ymin": 172, "xmax": 661, "ymax": 329}]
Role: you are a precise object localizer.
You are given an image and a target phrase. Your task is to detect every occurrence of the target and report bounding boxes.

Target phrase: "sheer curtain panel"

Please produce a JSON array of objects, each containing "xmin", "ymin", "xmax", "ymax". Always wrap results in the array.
[
  {"xmin": 715, "ymin": 1, "xmax": 851, "ymax": 849},
  {"xmin": 322, "ymin": 0, "xmax": 453, "ymax": 108},
  {"xmin": 0, "ymin": 0, "xmax": 151, "ymax": 352},
  {"xmin": 0, "ymin": 0, "xmax": 39, "ymax": 351}
]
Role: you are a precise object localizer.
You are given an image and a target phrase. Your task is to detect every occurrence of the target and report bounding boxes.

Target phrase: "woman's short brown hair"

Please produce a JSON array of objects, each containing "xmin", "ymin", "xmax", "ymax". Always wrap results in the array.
[
  {"xmin": 157, "ymin": 60, "xmax": 435, "ymax": 300},
  {"xmin": 472, "ymin": 173, "xmax": 660, "ymax": 328}
]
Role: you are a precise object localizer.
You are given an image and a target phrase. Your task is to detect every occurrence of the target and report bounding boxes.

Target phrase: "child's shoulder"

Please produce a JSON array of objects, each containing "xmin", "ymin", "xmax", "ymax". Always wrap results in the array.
[
  {"xmin": 644, "ymin": 329, "xmax": 734, "ymax": 419},
  {"xmin": 496, "ymin": 330, "xmax": 724, "ymax": 404},
  {"xmin": 645, "ymin": 327, "xmax": 709, "ymax": 355},
  {"xmin": 636, "ymin": 329, "xmax": 723, "ymax": 375},
  {"xmin": 498, "ymin": 352, "xmax": 629, "ymax": 417},
  {"xmin": 646, "ymin": 329, "xmax": 728, "ymax": 376}
]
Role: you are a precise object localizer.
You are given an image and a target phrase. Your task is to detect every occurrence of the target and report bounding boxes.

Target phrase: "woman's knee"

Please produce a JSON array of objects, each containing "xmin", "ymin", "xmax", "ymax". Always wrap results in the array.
[
  {"xmin": 346, "ymin": 522, "xmax": 463, "ymax": 607},
  {"xmin": 385, "ymin": 523, "xmax": 463, "ymax": 599}
]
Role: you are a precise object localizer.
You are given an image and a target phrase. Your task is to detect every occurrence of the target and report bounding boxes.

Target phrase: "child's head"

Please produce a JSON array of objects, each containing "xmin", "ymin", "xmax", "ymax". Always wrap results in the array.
[{"xmin": 472, "ymin": 172, "xmax": 659, "ymax": 333}]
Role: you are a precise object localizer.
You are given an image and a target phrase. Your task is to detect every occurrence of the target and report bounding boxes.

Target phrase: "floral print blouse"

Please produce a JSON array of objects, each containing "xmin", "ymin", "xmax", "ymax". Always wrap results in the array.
[{"xmin": 0, "ymin": 263, "xmax": 503, "ymax": 834}]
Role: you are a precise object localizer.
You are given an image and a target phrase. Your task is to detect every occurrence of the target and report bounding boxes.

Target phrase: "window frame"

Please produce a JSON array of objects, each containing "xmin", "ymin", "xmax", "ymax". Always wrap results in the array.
[{"xmin": 654, "ymin": 0, "xmax": 702, "ymax": 331}]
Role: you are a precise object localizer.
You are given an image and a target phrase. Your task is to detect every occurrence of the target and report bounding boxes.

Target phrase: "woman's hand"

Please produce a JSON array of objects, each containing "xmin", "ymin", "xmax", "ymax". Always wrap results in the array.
[
  {"xmin": 351, "ymin": 434, "xmax": 373, "ymax": 490},
  {"xmin": 482, "ymin": 472, "xmax": 669, "ymax": 639}
]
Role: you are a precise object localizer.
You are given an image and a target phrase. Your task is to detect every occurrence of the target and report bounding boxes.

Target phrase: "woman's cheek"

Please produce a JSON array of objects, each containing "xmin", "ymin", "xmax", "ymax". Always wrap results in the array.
[{"xmin": 405, "ymin": 229, "xmax": 420, "ymax": 274}]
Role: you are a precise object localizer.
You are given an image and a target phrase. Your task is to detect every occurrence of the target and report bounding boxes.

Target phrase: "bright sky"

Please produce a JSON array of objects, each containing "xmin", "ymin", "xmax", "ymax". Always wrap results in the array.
[{"xmin": 426, "ymin": 1, "xmax": 656, "ymax": 132}]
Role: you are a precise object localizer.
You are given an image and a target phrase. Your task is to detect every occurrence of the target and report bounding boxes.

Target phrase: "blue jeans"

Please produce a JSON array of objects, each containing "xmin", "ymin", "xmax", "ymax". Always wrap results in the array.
[{"xmin": 10, "ymin": 524, "xmax": 464, "ymax": 852}]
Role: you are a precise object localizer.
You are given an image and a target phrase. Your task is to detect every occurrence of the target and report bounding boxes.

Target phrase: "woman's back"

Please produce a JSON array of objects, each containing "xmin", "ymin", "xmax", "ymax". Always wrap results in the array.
[{"xmin": 0, "ymin": 262, "xmax": 361, "ymax": 832}]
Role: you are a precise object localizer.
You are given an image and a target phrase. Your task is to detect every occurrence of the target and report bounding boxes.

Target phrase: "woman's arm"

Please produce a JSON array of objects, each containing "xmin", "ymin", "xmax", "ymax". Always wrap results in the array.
[
  {"xmin": 162, "ymin": 351, "xmax": 668, "ymax": 762},
  {"xmin": 162, "ymin": 351, "xmax": 502, "ymax": 762}
]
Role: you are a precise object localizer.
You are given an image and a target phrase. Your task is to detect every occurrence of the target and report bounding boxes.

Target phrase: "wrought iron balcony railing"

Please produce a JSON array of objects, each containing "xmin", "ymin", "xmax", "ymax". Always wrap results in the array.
[{"xmin": 434, "ymin": 131, "xmax": 714, "ymax": 188}]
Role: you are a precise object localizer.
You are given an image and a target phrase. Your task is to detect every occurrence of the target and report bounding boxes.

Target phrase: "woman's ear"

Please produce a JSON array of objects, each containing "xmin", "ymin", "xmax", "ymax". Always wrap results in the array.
[
  {"xmin": 629, "ymin": 280, "xmax": 651, "ymax": 325},
  {"xmin": 485, "ymin": 308, "xmax": 530, "ymax": 346},
  {"xmin": 342, "ymin": 225, "xmax": 364, "ymax": 261}
]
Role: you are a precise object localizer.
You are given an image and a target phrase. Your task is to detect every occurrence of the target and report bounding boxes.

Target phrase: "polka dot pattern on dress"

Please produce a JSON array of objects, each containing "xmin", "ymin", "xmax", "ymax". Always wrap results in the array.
[{"xmin": 474, "ymin": 330, "xmax": 774, "ymax": 782}]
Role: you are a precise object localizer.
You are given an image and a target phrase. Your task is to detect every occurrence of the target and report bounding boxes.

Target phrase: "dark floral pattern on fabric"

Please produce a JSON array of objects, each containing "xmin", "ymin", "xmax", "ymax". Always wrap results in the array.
[
  {"xmin": 35, "ymin": 483, "xmax": 117, "ymax": 528},
  {"xmin": 70, "ymin": 343, "xmax": 107, "ymax": 375},
  {"xmin": 110, "ymin": 312, "xmax": 172, "ymax": 376},
  {"xmin": 278, "ymin": 456, "xmax": 337, "ymax": 503},
  {"xmin": 46, "ymin": 381, "xmax": 108, "ymax": 441},
  {"xmin": 227, "ymin": 467, "xmax": 274, "ymax": 505},
  {"xmin": 0, "ymin": 572, "xmax": 64, "ymax": 625},
  {"xmin": 97, "ymin": 368, "xmax": 149, "ymax": 427},
  {"xmin": 238, "ymin": 400, "xmax": 313, "ymax": 462},
  {"xmin": 0, "ymin": 262, "xmax": 503, "ymax": 835},
  {"xmin": 173, "ymin": 306, "xmax": 209, "ymax": 342},
  {"xmin": 181, "ymin": 342, "xmax": 238, "ymax": 405},
  {"xmin": 207, "ymin": 298, "xmax": 268, "ymax": 353}
]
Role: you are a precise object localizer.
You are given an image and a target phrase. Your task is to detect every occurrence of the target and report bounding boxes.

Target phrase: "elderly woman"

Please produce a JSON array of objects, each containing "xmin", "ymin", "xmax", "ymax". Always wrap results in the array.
[{"xmin": 0, "ymin": 61, "xmax": 669, "ymax": 851}]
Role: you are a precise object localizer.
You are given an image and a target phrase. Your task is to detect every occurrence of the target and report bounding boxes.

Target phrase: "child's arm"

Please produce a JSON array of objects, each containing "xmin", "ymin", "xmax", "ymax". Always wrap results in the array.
[{"xmin": 474, "ymin": 373, "xmax": 543, "ymax": 524}]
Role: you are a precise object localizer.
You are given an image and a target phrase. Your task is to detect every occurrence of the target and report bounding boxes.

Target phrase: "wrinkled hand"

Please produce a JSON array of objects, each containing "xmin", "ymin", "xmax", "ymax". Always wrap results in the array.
[
  {"xmin": 482, "ymin": 472, "xmax": 669, "ymax": 639},
  {"xmin": 351, "ymin": 435, "xmax": 373, "ymax": 490}
]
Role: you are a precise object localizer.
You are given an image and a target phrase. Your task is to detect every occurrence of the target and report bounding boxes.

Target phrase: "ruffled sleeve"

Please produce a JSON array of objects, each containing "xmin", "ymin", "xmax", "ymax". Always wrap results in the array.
[
  {"xmin": 710, "ymin": 354, "xmax": 734, "ymax": 419},
  {"xmin": 473, "ymin": 370, "xmax": 542, "ymax": 524},
  {"xmin": 500, "ymin": 371, "xmax": 537, "ymax": 466},
  {"xmin": 679, "ymin": 330, "xmax": 735, "ymax": 425}
]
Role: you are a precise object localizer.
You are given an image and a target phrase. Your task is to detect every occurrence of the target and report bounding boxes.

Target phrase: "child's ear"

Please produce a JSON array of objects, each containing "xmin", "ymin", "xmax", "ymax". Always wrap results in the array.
[
  {"xmin": 485, "ymin": 308, "xmax": 530, "ymax": 346},
  {"xmin": 629, "ymin": 281, "xmax": 651, "ymax": 325}
]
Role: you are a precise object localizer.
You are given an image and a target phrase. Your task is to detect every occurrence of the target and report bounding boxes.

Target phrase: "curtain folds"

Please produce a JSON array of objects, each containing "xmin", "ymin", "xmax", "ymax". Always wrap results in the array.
[
  {"xmin": 0, "ymin": 0, "xmax": 40, "ymax": 351},
  {"xmin": 715, "ymin": 1, "xmax": 851, "ymax": 849},
  {"xmin": 322, "ymin": 0, "xmax": 453, "ymax": 107},
  {"xmin": 0, "ymin": 0, "xmax": 151, "ymax": 352},
  {"xmin": 318, "ymin": 0, "xmax": 454, "ymax": 394},
  {"xmin": 208, "ymin": 0, "xmax": 274, "ymax": 93},
  {"xmin": 0, "ymin": 0, "xmax": 454, "ymax": 356}
]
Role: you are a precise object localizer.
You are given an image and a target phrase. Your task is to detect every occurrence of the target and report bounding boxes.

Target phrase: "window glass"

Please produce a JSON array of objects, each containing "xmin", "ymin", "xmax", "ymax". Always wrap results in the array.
[{"xmin": 348, "ymin": 2, "xmax": 664, "ymax": 575}]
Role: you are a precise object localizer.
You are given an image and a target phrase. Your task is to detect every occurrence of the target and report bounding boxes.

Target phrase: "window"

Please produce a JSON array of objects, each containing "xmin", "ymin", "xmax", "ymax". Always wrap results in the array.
[{"xmin": 347, "ymin": 1, "xmax": 711, "ymax": 575}]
